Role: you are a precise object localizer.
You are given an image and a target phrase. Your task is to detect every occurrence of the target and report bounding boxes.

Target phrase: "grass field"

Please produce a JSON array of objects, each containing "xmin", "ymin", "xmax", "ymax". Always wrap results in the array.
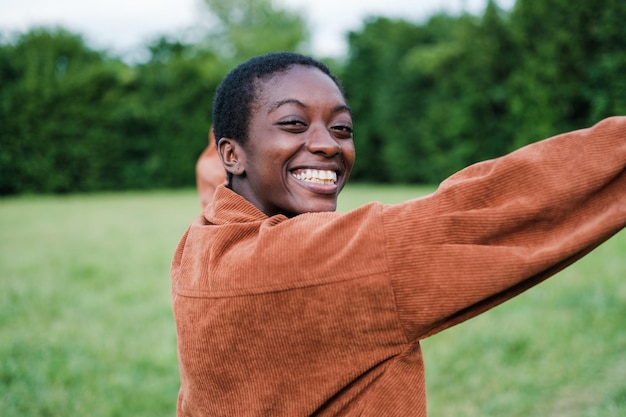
[{"xmin": 1, "ymin": 186, "xmax": 625, "ymax": 417}]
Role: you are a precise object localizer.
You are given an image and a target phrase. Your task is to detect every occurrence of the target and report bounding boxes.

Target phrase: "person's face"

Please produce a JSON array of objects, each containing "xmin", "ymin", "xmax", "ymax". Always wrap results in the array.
[{"xmin": 229, "ymin": 65, "xmax": 355, "ymax": 217}]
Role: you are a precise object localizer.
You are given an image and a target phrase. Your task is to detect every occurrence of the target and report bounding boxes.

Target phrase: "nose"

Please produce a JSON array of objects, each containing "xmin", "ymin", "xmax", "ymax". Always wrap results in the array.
[{"xmin": 306, "ymin": 126, "xmax": 341, "ymax": 157}]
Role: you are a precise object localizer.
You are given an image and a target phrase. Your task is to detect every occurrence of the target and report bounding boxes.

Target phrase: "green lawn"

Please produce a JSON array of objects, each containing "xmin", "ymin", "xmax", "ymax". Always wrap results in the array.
[{"xmin": 1, "ymin": 186, "xmax": 624, "ymax": 416}]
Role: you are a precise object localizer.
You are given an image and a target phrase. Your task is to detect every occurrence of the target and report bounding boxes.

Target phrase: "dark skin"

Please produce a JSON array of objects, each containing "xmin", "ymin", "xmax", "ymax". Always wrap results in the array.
[{"xmin": 217, "ymin": 65, "xmax": 356, "ymax": 217}]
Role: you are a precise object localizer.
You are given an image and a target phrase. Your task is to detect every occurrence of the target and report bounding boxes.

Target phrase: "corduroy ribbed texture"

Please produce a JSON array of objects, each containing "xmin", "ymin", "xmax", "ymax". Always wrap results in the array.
[{"xmin": 171, "ymin": 117, "xmax": 626, "ymax": 416}]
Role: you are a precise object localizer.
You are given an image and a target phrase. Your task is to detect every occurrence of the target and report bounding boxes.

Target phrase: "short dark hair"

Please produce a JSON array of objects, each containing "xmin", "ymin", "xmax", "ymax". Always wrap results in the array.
[{"xmin": 212, "ymin": 52, "xmax": 343, "ymax": 146}]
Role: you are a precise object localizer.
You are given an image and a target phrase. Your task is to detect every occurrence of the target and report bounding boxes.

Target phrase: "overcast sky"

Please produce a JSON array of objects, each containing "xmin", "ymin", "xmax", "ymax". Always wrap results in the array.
[{"xmin": 0, "ymin": 0, "xmax": 515, "ymax": 58}]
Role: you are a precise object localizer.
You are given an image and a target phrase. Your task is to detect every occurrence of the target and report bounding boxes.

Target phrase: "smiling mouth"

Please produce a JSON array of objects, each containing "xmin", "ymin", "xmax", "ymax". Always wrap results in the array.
[{"xmin": 291, "ymin": 168, "xmax": 338, "ymax": 185}]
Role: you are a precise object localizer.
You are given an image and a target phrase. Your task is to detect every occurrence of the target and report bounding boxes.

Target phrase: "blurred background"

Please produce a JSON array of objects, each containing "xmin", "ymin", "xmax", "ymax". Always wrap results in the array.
[{"xmin": 2, "ymin": 0, "xmax": 625, "ymax": 195}]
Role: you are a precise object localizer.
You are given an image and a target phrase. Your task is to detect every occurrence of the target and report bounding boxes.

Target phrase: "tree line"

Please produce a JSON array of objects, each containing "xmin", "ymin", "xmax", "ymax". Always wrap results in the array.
[{"xmin": 1, "ymin": 0, "xmax": 625, "ymax": 194}]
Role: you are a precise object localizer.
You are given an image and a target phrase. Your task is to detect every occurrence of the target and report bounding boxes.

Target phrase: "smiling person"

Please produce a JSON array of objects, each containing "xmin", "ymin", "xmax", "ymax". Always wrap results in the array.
[
  {"xmin": 171, "ymin": 52, "xmax": 626, "ymax": 417},
  {"xmin": 212, "ymin": 57, "xmax": 354, "ymax": 216}
]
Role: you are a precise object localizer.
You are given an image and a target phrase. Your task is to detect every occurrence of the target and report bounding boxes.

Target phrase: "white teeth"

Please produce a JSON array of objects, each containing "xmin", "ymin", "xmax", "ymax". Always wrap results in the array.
[{"xmin": 292, "ymin": 169, "xmax": 337, "ymax": 184}]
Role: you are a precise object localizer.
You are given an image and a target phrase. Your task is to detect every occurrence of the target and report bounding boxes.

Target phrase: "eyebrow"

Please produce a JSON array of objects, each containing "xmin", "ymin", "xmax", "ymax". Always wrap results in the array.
[
  {"xmin": 267, "ymin": 99, "xmax": 352, "ymax": 115},
  {"xmin": 268, "ymin": 99, "xmax": 305, "ymax": 114}
]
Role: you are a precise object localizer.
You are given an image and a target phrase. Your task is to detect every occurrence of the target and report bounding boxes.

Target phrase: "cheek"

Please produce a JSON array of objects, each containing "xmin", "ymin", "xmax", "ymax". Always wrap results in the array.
[
  {"xmin": 262, "ymin": 138, "xmax": 298, "ymax": 167},
  {"xmin": 342, "ymin": 142, "xmax": 357, "ymax": 168},
  {"xmin": 254, "ymin": 148, "xmax": 289, "ymax": 182}
]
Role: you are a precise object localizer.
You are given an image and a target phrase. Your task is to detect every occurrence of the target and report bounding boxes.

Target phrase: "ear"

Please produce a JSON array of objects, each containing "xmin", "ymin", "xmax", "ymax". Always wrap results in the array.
[{"xmin": 217, "ymin": 138, "xmax": 245, "ymax": 176}]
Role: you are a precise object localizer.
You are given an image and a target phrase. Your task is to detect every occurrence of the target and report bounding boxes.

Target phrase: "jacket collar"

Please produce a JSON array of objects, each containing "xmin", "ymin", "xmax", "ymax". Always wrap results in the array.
[{"xmin": 204, "ymin": 185, "xmax": 270, "ymax": 224}]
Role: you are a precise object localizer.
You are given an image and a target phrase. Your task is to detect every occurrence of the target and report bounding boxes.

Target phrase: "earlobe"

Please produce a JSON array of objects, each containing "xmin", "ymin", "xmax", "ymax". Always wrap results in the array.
[{"xmin": 217, "ymin": 138, "xmax": 245, "ymax": 176}]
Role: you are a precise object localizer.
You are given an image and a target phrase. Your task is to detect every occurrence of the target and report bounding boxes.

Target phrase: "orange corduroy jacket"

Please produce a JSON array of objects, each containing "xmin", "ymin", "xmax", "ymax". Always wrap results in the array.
[{"xmin": 171, "ymin": 117, "xmax": 626, "ymax": 417}]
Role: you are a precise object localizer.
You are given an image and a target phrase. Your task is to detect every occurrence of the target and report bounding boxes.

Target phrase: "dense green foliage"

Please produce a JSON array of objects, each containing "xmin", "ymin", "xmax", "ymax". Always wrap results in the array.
[
  {"xmin": 0, "ymin": 29, "xmax": 217, "ymax": 194},
  {"xmin": 343, "ymin": 0, "xmax": 626, "ymax": 182},
  {"xmin": 1, "ymin": 0, "xmax": 625, "ymax": 194},
  {"xmin": 1, "ymin": 189, "xmax": 624, "ymax": 416}
]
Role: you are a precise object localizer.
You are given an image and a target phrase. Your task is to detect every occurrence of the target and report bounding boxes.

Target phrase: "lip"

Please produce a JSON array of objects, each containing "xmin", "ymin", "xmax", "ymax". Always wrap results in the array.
[{"xmin": 288, "ymin": 164, "xmax": 342, "ymax": 195}]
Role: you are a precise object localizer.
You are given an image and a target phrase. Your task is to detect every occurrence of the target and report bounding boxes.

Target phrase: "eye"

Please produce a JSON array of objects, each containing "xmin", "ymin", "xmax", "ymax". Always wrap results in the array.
[
  {"xmin": 277, "ymin": 119, "xmax": 305, "ymax": 126},
  {"xmin": 276, "ymin": 119, "xmax": 307, "ymax": 133},
  {"xmin": 331, "ymin": 124, "xmax": 354, "ymax": 138}
]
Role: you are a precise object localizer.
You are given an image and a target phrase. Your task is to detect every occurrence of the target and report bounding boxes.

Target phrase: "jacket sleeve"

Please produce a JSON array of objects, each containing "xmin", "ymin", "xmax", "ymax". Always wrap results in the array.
[{"xmin": 382, "ymin": 117, "xmax": 626, "ymax": 341}]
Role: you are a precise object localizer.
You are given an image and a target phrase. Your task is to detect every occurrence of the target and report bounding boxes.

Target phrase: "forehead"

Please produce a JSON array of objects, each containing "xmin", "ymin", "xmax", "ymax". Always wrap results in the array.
[{"xmin": 255, "ymin": 65, "xmax": 346, "ymax": 108}]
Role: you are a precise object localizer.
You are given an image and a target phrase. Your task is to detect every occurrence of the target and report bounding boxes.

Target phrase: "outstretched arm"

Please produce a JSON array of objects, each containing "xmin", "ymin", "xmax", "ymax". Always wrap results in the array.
[{"xmin": 383, "ymin": 117, "xmax": 626, "ymax": 340}]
